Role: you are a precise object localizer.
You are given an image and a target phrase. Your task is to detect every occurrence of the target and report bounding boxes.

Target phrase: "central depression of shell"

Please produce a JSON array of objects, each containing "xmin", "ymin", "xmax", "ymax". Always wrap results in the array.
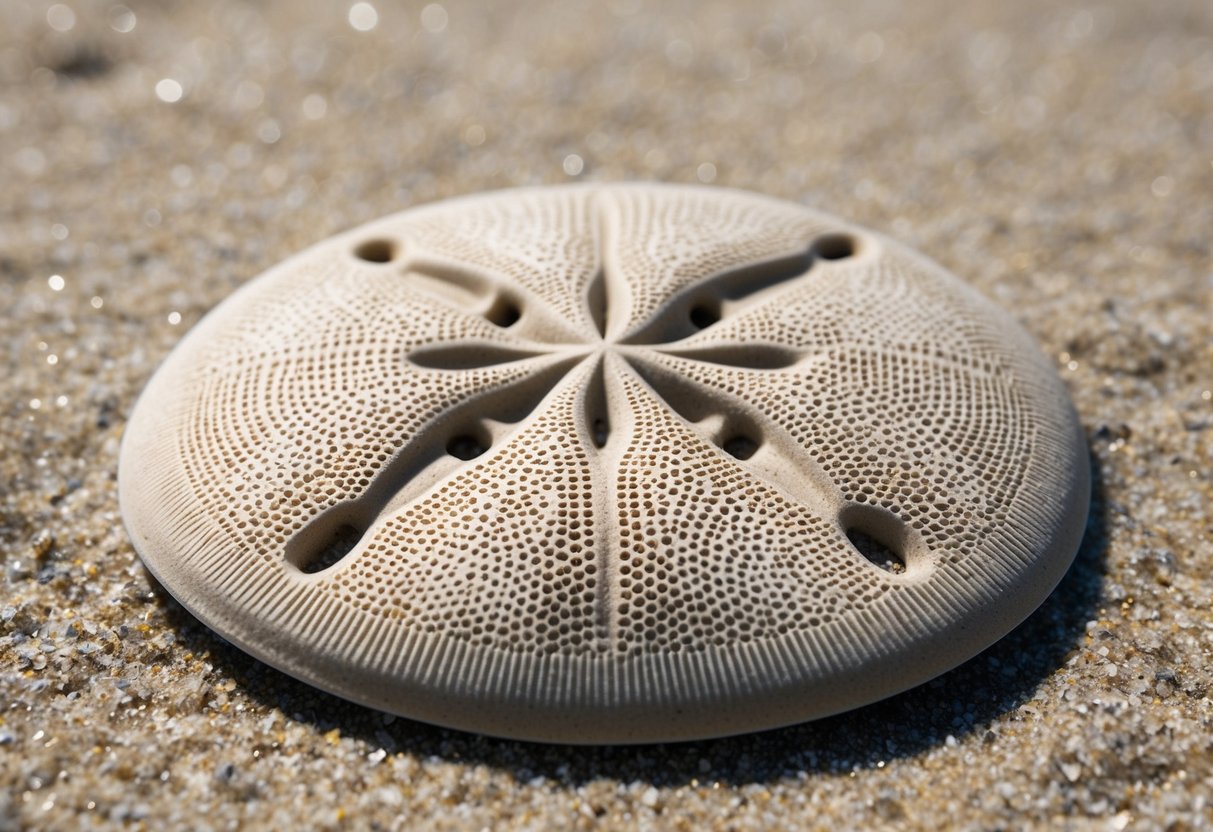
[{"xmin": 120, "ymin": 185, "xmax": 1089, "ymax": 743}]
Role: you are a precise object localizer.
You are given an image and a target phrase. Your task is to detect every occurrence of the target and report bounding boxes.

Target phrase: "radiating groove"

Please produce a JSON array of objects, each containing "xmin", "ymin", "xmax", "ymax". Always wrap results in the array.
[
  {"xmin": 621, "ymin": 353, "xmax": 840, "ymax": 518},
  {"xmin": 583, "ymin": 354, "xmax": 610, "ymax": 450},
  {"xmin": 283, "ymin": 356, "xmax": 577, "ymax": 575},
  {"xmin": 401, "ymin": 257, "xmax": 585, "ymax": 343},
  {"xmin": 658, "ymin": 342, "xmax": 802, "ymax": 369},
  {"xmin": 408, "ymin": 342, "xmax": 548, "ymax": 370},
  {"xmin": 589, "ymin": 352, "xmax": 632, "ymax": 653},
  {"xmin": 586, "ymin": 267, "xmax": 608, "ymax": 338},
  {"xmin": 622, "ymin": 245, "xmax": 815, "ymax": 344},
  {"xmin": 595, "ymin": 193, "xmax": 635, "ymax": 342},
  {"xmin": 400, "ymin": 261, "xmax": 492, "ymax": 307}
]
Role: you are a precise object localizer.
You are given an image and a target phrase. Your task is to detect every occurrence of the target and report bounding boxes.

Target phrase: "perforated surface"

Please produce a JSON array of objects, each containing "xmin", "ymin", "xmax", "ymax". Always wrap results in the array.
[{"xmin": 119, "ymin": 184, "xmax": 1089, "ymax": 743}]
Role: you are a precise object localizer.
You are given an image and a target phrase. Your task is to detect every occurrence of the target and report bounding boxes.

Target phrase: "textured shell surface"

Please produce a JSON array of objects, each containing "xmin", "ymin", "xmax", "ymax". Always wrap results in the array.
[{"xmin": 119, "ymin": 184, "xmax": 1089, "ymax": 743}]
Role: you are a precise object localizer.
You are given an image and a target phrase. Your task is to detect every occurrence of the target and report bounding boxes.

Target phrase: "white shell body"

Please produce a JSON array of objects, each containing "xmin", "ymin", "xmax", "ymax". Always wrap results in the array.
[{"xmin": 119, "ymin": 184, "xmax": 1089, "ymax": 743}]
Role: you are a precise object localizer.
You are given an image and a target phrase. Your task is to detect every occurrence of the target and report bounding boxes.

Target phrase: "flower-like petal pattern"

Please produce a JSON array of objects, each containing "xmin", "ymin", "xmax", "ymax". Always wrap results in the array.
[{"xmin": 119, "ymin": 184, "xmax": 1089, "ymax": 743}]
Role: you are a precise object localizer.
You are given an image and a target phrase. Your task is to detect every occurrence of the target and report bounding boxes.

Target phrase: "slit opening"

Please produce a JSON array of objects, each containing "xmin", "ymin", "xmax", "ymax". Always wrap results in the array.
[
  {"xmin": 485, "ymin": 294, "xmax": 522, "ymax": 328},
  {"xmin": 722, "ymin": 435, "xmax": 760, "ymax": 460},
  {"xmin": 840, "ymin": 502, "xmax": 912, "ymax": 574},
  {"xmin": 285, "ymin": 511, "xmax": 368, "ymax": 575},
  {"xmin": 353, "ymin": 238, "xmax": 397, "ymax": 263},
  {"xmin": 689, "ymin": 301, "xmax": 721, "ymax": 329},
  {"xmin": 846, "ymin": 528, "xmax": 905, "ymax": 573},
  {"xmin": 812, "ymin": 233, "xmax": 857, "ymax": 261},
  {"xmin": 447, "ymin": 432, "xmax": 489, "ymax": 461}
]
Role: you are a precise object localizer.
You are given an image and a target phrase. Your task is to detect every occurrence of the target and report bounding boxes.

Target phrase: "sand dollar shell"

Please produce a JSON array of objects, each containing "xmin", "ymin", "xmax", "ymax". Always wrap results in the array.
[{"xmin": 119, "ymin": 184, "xmax": 1089, "ymax": 743}]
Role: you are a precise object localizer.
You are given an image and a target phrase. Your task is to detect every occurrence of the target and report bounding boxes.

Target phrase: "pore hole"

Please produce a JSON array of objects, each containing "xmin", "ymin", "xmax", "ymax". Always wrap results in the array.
[
  {"xmin": 846, "ymin": 529, "xmax": 906, "ymax": 573},
  {"xmin": 812, "ymin": 233, "xmax": 857, "ymax": 261},
  {"xmin": 485, "ymin": 296, "xmax": 522, "ymax": 328},
  {"xmin": 353, "ymin": 238, "xmax": 397, "ymax": 263},
  {"xmin": 297, "ymin": 523, "xmax": 363, "ymax": 574},
  {"xmin": 722, "ymin": 435, "xmax": 759, "ymax": 460},
  {"xmin": 447, "ymin": 434, "xmax": 488, "ymax": 461},
  {"xmin": 689, "ymin": 302, "xmax": 721, "ymax": 329}
]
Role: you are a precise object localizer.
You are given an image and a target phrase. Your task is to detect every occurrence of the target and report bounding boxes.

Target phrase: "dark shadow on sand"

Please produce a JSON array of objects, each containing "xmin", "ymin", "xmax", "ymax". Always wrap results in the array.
[{"xmin": 149, "ymin": 450, "xmax": 1107, "ymax": 787}]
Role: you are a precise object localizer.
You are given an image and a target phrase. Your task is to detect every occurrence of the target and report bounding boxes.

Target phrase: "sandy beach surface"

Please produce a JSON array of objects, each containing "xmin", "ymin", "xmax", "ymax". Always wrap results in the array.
[{"xmin": 2, "ymin": 0, "xmax": 1210, "ymax": 828}]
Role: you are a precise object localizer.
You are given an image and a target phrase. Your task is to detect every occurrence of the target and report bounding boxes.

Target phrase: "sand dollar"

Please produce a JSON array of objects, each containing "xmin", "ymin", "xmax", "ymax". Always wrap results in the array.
[{"xmin": 119, "ymin": 184, "xmax": 1089, "ymax": 743}]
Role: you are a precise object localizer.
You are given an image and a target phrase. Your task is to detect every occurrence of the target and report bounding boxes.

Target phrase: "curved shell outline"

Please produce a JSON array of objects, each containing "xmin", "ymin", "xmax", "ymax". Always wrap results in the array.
[{"xmin": 119, "ymin": 184, "xmax": 1089, "ymax": 743}]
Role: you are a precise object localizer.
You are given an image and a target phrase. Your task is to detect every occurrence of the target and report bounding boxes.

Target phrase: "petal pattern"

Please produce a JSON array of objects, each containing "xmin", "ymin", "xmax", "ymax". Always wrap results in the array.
[{"xmin": 120, "ymin": 185, "xmax": 1088, "ymax": 742}]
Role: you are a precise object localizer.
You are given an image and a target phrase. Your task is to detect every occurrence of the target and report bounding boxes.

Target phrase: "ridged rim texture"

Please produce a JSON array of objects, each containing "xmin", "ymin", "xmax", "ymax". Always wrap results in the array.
[{"xmin": 119, "ymin": 184, "xmax": 1089, "ymax": 743}]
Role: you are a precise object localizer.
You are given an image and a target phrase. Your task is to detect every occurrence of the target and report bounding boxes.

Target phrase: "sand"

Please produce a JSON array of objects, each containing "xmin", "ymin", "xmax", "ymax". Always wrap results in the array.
[{"xmin": 1, "ymin": 0, "xmax": 1210, "ymax": 829}]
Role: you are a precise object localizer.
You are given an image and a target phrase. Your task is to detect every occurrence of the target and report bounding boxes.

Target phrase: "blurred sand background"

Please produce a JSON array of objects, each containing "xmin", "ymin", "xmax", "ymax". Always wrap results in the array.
[{"xmin": 1, "ymin": 0, "xmax": 1210, "ymax": 828}]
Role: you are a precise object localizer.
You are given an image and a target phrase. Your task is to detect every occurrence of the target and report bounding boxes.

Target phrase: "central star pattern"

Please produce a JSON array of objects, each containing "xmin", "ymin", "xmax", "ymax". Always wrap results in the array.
[{"xmin": 287, "ymin": 213, "xmax": 861, "ymax": 588}]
